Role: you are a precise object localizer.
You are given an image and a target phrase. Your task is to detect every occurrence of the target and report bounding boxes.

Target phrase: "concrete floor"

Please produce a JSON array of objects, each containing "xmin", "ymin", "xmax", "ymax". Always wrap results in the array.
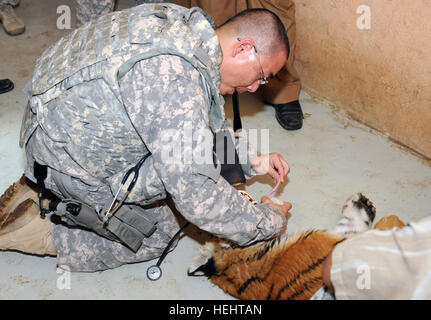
[{"xmin": 1, "ymin": 0, "xmax": 430, "ymax": 300}]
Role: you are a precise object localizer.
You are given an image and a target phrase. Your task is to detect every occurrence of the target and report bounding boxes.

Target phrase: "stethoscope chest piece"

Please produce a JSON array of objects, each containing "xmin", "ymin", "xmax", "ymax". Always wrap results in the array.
[{"xmin": 147, "ymin": 265, "xmax": 162, "ymax": 281}]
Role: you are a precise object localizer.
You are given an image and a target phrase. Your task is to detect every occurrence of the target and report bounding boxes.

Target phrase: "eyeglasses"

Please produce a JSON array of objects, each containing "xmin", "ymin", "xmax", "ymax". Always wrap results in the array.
[
  {"xmin": 253, "ymin": 45, "xmax": 268, "ymax": 85},
  {"xmin": 237, "ymin": 37, "xmax": 268, "ymax": 86}
]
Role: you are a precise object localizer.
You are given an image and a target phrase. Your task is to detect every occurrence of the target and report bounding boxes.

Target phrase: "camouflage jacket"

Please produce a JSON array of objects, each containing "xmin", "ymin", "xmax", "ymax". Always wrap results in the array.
[{"xmin": 20, "ymin": 3, "xmax": 225, "ymax": 205}]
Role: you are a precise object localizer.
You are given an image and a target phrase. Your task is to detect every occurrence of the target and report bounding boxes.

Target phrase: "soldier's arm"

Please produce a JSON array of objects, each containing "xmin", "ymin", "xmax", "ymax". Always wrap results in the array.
[{"xmin": 119, "ymin": 56, "xmax": 287, "ymax": 245}]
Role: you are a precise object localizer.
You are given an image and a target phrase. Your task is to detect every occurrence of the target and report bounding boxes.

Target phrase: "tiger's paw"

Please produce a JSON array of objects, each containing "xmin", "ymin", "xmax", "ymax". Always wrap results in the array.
[{"xmin": 333, "ymin": 193, "xmax": 376, "ymax": 237}]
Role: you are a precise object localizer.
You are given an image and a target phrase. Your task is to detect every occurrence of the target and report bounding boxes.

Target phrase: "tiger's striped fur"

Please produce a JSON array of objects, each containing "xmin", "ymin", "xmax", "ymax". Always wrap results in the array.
[
  {"xmin": 194, "ymin": 231, "xmax": 343, "ymax": 300},
  {"xmin": 188, "ymin": 193, "xmax": 402, "ymax": 300}
]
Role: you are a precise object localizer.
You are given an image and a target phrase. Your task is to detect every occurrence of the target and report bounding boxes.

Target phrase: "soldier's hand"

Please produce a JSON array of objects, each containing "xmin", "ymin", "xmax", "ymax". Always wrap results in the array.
[
  {"xmin": 251, "ymin": 153, "xmax": 290, "ymax": 183},
  {"xmin": 261, "ymin": 196, "xmax": 292, "ymax": 220}
]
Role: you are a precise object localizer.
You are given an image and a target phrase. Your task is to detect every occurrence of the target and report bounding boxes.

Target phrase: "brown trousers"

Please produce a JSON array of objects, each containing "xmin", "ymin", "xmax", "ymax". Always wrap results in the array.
[{"xmin": 173, "ymin": 0, "xmax": 301, "ymax": 104}]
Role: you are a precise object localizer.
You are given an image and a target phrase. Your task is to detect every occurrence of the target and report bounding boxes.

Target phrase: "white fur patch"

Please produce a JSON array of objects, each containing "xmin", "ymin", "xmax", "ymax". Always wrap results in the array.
[{"xmin": 188, "ymin": 242, "xmax": 215, "ymax": 275}]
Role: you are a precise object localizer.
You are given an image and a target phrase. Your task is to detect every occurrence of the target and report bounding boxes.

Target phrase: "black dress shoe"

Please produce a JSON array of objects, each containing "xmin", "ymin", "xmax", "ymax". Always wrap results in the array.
[
  {"xmin": 0, "ymin": 78, "xmax": 14, "ymax": 94},
  {"xmin": 274, "ymin": 100, "xmax": 303, "ymax": 130}
]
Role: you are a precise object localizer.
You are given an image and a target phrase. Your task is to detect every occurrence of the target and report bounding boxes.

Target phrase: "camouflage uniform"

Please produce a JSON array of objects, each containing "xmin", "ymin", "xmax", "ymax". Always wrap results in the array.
[
  {"xmin": 75, "ymin": 0, "xmax": 169, "ymax": 27},
  {"xmin": 0, "ymin": 0, "xmax": 19, "ymax": 5},
  {"xmin": 75, "ymin": 0, "xmax": 115, "ymax": 27},
  {"xmin": 21, "ymin": 3, "xmax": 286, "ymax": 272}
]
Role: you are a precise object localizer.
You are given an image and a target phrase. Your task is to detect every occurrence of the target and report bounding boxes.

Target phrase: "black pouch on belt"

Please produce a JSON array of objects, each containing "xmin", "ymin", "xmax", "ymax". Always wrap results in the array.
[
  {"xmin": 49, "ymin": 198, "xmax": 157, "ymax": 253},
  {"xmin": 47, "ymin": 167, "xmax": 158, "ymax": 253},
  {"xmin": 104, "ymin": 204, "xmax": 157, "ymax": 252}
]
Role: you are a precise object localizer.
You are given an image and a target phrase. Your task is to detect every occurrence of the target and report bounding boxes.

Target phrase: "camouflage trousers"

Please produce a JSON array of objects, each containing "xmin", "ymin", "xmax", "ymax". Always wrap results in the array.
[
  {"xmin": 52, "ymin": 199, "xmax": 182, "ymax": 272},
  {"xmin": 29, "ymin": 160, "xmax": 182, "ymax": 272},
  {"xmin": 0, "ymin": 0, "xmax": 19, "ymax": 6},
  {"xmin": 76, "ymin": 0, "xmax": 169, "ymax": 27}
]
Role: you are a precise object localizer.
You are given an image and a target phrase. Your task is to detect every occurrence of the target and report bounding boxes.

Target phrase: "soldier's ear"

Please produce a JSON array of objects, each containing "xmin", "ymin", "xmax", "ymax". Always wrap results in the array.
[{"xmin": 232, "ymin": 37, "xmax": 254, "ymax": 58}]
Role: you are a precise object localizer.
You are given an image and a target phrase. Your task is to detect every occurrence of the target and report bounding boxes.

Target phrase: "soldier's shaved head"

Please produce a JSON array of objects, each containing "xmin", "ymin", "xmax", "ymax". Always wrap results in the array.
[
  {"xmin": 215, "ymin": 8, "xmax": 289, "ymax": 95},
  {"xmin": 216, "ymin": 8, "xmax": 290, "ymax": 59}
]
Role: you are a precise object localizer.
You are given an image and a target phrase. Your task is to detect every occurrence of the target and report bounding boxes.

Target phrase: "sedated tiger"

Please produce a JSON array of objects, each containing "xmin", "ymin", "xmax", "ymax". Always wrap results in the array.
[{"xmin": 188, "ymin": 193, "xmax": 404, "ymax": 300}]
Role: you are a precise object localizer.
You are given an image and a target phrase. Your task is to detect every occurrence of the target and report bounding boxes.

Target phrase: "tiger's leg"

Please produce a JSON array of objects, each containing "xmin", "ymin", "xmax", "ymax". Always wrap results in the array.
[{"xmin": 311, "ymin": 193, "xmax": 377, "ymax": 300}]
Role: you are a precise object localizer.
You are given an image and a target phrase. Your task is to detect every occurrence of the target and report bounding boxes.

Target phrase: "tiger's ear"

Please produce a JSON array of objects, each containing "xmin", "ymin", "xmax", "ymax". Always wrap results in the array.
[{"xmin": 188, "ymin": 242, "xmax": 217, "ymax": 276}]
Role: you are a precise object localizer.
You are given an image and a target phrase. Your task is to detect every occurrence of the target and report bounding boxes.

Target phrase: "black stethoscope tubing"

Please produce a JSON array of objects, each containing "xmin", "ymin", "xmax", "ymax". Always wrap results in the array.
[{"xmin": 146, "ymin": 222, "xmax": 191, "ymax": 281}]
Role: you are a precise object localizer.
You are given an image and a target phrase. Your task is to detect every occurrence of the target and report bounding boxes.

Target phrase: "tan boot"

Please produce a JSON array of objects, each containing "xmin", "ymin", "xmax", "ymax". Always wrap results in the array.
[
  {"xmin": 0, "ymin": 4, "xmax": 25, "ymax": 36},
  {"xmin": 0, "ymin": 176, "xmax": 56, "ymax": 256}
]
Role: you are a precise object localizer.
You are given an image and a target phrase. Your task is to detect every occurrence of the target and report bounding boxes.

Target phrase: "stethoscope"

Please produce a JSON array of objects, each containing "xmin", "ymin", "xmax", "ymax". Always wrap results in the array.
[
  {"xmin": 94, "ymin": 152, "xmax": 190, "ymax": 281},
  {"xmin": 98, "ymin": 152, "xmax": 152, "ymax": 223},
  {"xmin": 146, "ymin": 221, "xmax": 191, "ymax": 281}
]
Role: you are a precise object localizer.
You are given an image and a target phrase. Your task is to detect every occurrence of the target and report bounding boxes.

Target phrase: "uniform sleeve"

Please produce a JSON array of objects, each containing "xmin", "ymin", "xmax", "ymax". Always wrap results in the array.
[{"xmin": 118, "ymin": 56, "xmax": 286, "ymax": 245}]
